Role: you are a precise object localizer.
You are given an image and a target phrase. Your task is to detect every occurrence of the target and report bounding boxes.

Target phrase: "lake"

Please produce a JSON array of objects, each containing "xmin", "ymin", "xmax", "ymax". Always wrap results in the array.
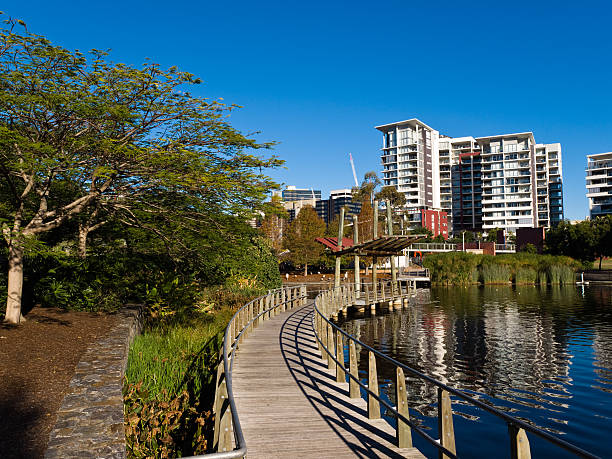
[{"xmin": 337, "ymin": 285, "xmax": 612, "ymax": 458}]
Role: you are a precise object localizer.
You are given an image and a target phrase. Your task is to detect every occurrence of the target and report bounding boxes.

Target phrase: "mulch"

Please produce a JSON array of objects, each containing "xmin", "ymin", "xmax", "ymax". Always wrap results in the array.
[{"xmin": 0, "ymin": 307, "xmax": 117, "ymax": 459}]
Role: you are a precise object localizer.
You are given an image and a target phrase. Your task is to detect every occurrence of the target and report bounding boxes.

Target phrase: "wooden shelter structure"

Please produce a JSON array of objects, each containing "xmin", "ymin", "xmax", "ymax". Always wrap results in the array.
[{"xmin": 314, "ymin": 199, "xmax": 427, "ymax": 297}]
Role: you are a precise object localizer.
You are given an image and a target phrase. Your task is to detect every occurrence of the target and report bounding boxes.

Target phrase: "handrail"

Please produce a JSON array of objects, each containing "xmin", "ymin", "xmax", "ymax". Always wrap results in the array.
[
  {"xmin": 186, "ymin": 285, "xmax": 308, "ymax": 458},
  {"xmin": 312, "ymin": 284, "xmax": 600, "ymax": 459}
]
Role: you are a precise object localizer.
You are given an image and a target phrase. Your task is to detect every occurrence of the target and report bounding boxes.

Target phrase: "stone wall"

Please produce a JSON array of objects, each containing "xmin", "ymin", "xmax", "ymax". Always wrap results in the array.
[{"xmin": 45, "ymin": 306, "xmax": 143, "ymax": 459}]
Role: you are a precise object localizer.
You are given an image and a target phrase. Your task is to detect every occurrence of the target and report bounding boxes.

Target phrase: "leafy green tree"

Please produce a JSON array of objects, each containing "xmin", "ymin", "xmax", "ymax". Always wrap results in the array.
[
  {"xmin": 352, "ymin": 171, "xmax": 381, "ymax": 204},
  {"xmin": 411, "ymin": 225, "xmax": 433, "ymax": 239},
  {"xmin": 374, "ymin": 186, "xmax": 406, "ymax": 209},
  {"xmin": 282, "ymin": 206, "xmax": 325, "ymax": 275},
  {"xmin": 486, "ymin": 228, "xmax": 502, "ymax": 242},
  {"xmin": 0, "ymin": 23, "xmax": 282, "ymax": 323}
]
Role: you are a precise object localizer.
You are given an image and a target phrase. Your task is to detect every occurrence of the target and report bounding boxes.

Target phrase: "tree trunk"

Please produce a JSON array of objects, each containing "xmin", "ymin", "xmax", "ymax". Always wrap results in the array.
[
  {"xmin": 78, "ymin": 223, "xmax": 88, "ymax": 259},
  {"xmin": 599, "ymin": 256, "xmax": 603, "ymax": 271},
  {"xmin": 304, "ymin": 263, "xmax": 308, "ymax": 277},
  {"xmin": 4, "ymin": 240, "xmax": 25, "ymax": 324}
]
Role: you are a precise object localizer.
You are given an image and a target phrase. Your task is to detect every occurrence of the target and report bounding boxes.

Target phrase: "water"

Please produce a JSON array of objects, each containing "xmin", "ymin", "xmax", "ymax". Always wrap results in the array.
[{"xmin": 337, "ymin": 285, "xmax": 612, "ymax": 458}]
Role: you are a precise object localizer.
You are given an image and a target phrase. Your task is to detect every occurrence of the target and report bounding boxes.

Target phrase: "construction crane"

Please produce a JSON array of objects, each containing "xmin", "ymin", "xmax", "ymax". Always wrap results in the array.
[{"xmin": 349, "ymin": 153, "xmax": 359, "ymax": 187}]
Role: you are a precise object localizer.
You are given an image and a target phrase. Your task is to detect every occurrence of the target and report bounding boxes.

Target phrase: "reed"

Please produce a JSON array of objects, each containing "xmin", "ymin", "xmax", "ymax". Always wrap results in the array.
[
  {"xmin": 480, "ymin": 264, "xmax": 511, "ymax": 284},
  {"xmin": 514, "ymin": 267, "xmax": 537, "ymax": 284}
]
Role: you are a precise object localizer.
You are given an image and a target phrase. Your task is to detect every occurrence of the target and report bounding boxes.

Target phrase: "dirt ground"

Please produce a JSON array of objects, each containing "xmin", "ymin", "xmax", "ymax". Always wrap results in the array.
[{"xmin": 0, "ymin": 307, "xmax": 117, "ymax": 459}]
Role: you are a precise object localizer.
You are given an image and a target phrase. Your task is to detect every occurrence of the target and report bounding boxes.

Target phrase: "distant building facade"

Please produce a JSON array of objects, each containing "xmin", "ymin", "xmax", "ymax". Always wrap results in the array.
[
  {"xmin": 281, "ymin": 185, "xmax": 321, "ymax": 202},
  {"xmin": 420, "ymin": 209, "xmax": 449, "ymax": 239},
  {"xmin": 376, "ymin": 118, "xmax": 564, "ymax": 235},
  {"xmin": 586, "ymin": 152, "xmax": 612, "ymax": 218}
]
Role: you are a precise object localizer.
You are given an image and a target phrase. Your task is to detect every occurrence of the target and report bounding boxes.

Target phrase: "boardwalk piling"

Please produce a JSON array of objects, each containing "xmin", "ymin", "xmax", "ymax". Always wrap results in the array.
[{"xmin": 328, "ymin": 323, "xmax": 335, "ymax": 371}]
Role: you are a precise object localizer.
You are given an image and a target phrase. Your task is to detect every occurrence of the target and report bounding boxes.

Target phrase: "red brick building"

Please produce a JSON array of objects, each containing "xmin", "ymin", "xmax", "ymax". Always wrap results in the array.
[{"xmin": 420, "ymin": 209, "xmax": 449, "ymax": 239}]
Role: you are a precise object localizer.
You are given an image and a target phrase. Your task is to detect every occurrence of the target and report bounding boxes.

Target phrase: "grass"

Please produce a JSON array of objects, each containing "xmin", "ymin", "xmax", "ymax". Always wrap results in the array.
[{"xmin": 123, "ymin": 283, "xmax": 268, "ymax": 457}]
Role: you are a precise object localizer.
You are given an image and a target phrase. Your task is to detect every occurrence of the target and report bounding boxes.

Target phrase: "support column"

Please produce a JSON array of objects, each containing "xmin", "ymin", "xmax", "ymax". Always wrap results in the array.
[
  {"xmin": 372, "ymin": 200, "xmax": 379, "ymax": 305},
  {"xmin": 353, "ymin": 215, "xmax": 360, "ymax": 298},
  {"xmin": 387, "ymin": 200, "xmax": 397, "ymax": 284},
  {"xmin": 334, "ymin": 208, "xmax": 345, "ymax": 289}
]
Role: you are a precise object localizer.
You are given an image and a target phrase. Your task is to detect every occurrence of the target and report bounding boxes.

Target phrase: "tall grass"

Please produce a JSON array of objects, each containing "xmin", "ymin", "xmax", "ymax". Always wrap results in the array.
[
  {"xmin": 124, "ymin": 284, "xmax": 266, "ymax": 457},
  {"xmin": 424, "ymin": 252, "xmax": 580, "ymax": 286},
  {"xmin": 480, "ymin": 264, "xmax": 511, "ymax": 284},
  {"xmin": 514, "ymin": 267, "xmax": 537, "ymax": 284}
]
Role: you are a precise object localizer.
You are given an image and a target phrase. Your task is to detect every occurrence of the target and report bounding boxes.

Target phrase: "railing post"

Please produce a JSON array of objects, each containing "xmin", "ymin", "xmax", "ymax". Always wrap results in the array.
[
  {"xmin": 508, "ymin": 425, "xmax": 531, "ymax": 459},
  {"xmin": 281, "ymin": 288, "xmax": 286, "ymax": 312},
  {"xmin": 349, "ymin": 340, "xmax": 359, "ymax": 398},
  {"xmin": 218, "ymin": 378, "xmax": 232, "ymax": 452},
  {"xmin": 368, "ymin": 351, "xmax": 380, "ymax": 419},
  {"xmin": 438, "ymin": 388, "xmax": 456, "ymax": 459},
  {"xmin": 336, "ymin": 330, "xmax": 345, "ymax": 383},
  {"xmin": 212, "ymin": 354, "xmax": 224, "ymax": 448},
  {"xmin": 396, "ymin": 367, "xmax": 412, "ymax": 448},
  {"xmin": 328, "ymin": 323, "xmax": 335, "ymax": 371}
]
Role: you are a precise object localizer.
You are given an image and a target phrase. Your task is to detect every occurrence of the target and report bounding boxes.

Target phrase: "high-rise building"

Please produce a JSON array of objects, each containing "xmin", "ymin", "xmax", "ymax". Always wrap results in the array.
[
  {"xmin": 376, "ymin": 118, "xmax": 564, "ymax": 234},
  {"xmin": 281, "ymin": 186, "xmax": 321, "ymax": 202},
  {"xmin": 586, "ymin": 152, "xmax": 612, "ymax": 218}
]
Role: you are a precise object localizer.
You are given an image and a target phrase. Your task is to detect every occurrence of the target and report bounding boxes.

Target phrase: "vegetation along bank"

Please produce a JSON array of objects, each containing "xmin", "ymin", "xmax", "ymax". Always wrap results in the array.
[{"xmin": 423, "ymin": 252, "xmax": 582, "ymax": 285}]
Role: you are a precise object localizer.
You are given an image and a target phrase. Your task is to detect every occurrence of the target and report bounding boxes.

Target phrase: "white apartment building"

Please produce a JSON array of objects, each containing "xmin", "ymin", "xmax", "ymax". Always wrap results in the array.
[
  {"xmin": 586, "ymin": 152, "xmax": 612, "ymax": 217},
  {"xmin": 376, "ymin": 119, "xmax": 564, "ymax": 234}
]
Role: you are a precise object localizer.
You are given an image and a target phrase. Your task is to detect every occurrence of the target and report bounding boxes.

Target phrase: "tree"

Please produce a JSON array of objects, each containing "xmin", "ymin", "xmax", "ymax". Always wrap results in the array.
[
  {"xmin": 545, "ymin": 216, "xmax": 612, "ymax": 268},
  {"xmin": 0, "ymin": 23, "xmax": 282, "ymax": 323},
  {"xmin": 282, "ymin": 206, "xmax": 325, "ymax": 275},
  {"xmin": 352, "ymin": 171, "xmax": 381, "ymax": 204},
  {"xmin": 486, "ymin": 228, "xmax": 501, "ymax": 243},
  {"xmin": 374, "ymin": 186, "xmax": 406, "ymax": 209},
  {"xmin": 259, "ymin": 197, "xmax": 288, "ymax": 255},
  {"xmin": 411, "ymin": 225, "xmax": 433, "ymax": 239}
]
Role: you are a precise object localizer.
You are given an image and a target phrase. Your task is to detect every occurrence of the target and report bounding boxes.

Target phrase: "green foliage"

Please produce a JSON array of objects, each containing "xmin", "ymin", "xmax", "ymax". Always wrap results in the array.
[
  {"xmin": 479, "ymin": 264, "xmax": 511, "ymax": 284},
  {"xmin": 514, "ymin": 267, "xmax": 537, "ymax": 284},
  {"xmin": 424, "ymin": 252, "xmax": 580, "ymax": 285},
  {"xmin": 283, "ymin": 206, "xmax": 325, "ymax": 273},
  {"xmin": 374, "ymin": 186, "xmax": 406, "ymax": 208},
  {"xmin": 521, "ymin": 243, "xmax": 538, "ymax": 254},
  {"xmin": 545, "ymin": 216, "xmax": 612, "ymax": 267},
  {"xmin": 124, "ymin": 285, "xmax": 263, "ymax": 457}
]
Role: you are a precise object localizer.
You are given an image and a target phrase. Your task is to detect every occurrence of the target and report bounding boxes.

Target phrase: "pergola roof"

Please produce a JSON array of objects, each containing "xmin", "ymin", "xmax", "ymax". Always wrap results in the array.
[{"xmin": 335, "ymin": 235, "xmax": 427, "ymax": 257}]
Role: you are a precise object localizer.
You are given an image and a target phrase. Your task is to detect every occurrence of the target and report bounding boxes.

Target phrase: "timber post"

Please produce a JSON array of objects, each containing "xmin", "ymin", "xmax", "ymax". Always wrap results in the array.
[
  {"xmin": 349, "ymin": 340, "xmax": 359, "ymax": 398},
  {"xmin": 387, "ymin": 200, "xmax": 397, "ymax": 284},
  {"xmin": 353, "ymin": 214, "xmax": 360, "ymax": 298},
  {"xmin": 336, "ymin": 330, "xmax": 345, "ymax": 383},
  {"xmin": 396, "ymin": 367, "xmax": 412, "ymax": 448},
  {"xmin": 328, "ymin": 323, "xmax": 335, "ymax": 371},
  {"xmin": 372, "ymin": 200, "xmax": 378, "ymax": 302},
  {"xmin": 335, "ymin": 208, "xmax": 345, "ymax": 288},
  {"xmin": 368, "ymin": 350, "xmax": 380, "ymax": 419},
  {"xmin": 438, "ymin": 388, "xmax": 457, "ymax": 459},
  {"xmin": 509, "ymin": 425, "xmax": 531, "ymax": 459}
]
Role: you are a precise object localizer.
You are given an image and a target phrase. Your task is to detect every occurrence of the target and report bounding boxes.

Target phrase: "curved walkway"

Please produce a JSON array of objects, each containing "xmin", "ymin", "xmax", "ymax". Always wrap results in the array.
[{"xmin": 232, "ymin": 301, "xmax": 423, "ymax": 458}]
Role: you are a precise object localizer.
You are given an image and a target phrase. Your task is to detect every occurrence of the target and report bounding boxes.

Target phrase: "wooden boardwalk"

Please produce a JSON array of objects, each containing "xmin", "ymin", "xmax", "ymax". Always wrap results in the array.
[{"xmin": 232, "ymin": 302, "xmax": 424, "ymax": 458}]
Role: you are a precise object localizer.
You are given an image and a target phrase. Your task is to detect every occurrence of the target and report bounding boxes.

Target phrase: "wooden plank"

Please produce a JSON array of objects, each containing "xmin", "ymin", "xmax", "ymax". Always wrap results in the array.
[{"xmin": 438, "ymin": 388, "xmax": 456, "ymax": 459}]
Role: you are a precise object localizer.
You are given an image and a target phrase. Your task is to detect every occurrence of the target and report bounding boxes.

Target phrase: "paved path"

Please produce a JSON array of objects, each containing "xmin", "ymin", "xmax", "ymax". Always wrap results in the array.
[{"xmin": 232, "ymin": 302, "xmax": 424, "ymax": 458}]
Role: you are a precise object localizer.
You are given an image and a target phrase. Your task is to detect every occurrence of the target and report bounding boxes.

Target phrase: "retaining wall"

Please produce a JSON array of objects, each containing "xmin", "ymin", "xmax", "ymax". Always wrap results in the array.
[{"xmin": 44, "ymin": 306, "xmax": 143, "ymax": 459}]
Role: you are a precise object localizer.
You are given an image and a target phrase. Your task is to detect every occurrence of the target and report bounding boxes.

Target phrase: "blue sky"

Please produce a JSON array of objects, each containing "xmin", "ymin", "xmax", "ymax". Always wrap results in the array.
[{"xmin": 5, "ymin": 0, "xmax": 611, "ymax": 219}]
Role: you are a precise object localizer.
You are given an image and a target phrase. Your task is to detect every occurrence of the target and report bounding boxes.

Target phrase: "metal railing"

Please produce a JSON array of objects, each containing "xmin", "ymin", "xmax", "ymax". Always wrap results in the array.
[
  {"xmin": 189, "ymin": 285, "xmax": 307, "ymax": 458},
  {"xmin": 312, "ymin": 284, "xmax": 600, "ymax": 459}
]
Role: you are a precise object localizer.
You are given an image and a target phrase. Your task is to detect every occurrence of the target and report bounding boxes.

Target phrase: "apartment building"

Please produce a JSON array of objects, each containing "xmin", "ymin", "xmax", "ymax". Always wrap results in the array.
[
  {"xmin": 586, "ymin": 152, "xmax": 612, "ymax": 217},
  {"xmin": 376, "ymin": 119, "xmax": 564, "ymax": 234}
]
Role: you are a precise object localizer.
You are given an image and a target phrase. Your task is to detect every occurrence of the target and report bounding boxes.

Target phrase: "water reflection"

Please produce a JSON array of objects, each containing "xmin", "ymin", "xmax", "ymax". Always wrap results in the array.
[{"xmin": 338, "ymin": 285, "xmax": 612, "ymax": 458}]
